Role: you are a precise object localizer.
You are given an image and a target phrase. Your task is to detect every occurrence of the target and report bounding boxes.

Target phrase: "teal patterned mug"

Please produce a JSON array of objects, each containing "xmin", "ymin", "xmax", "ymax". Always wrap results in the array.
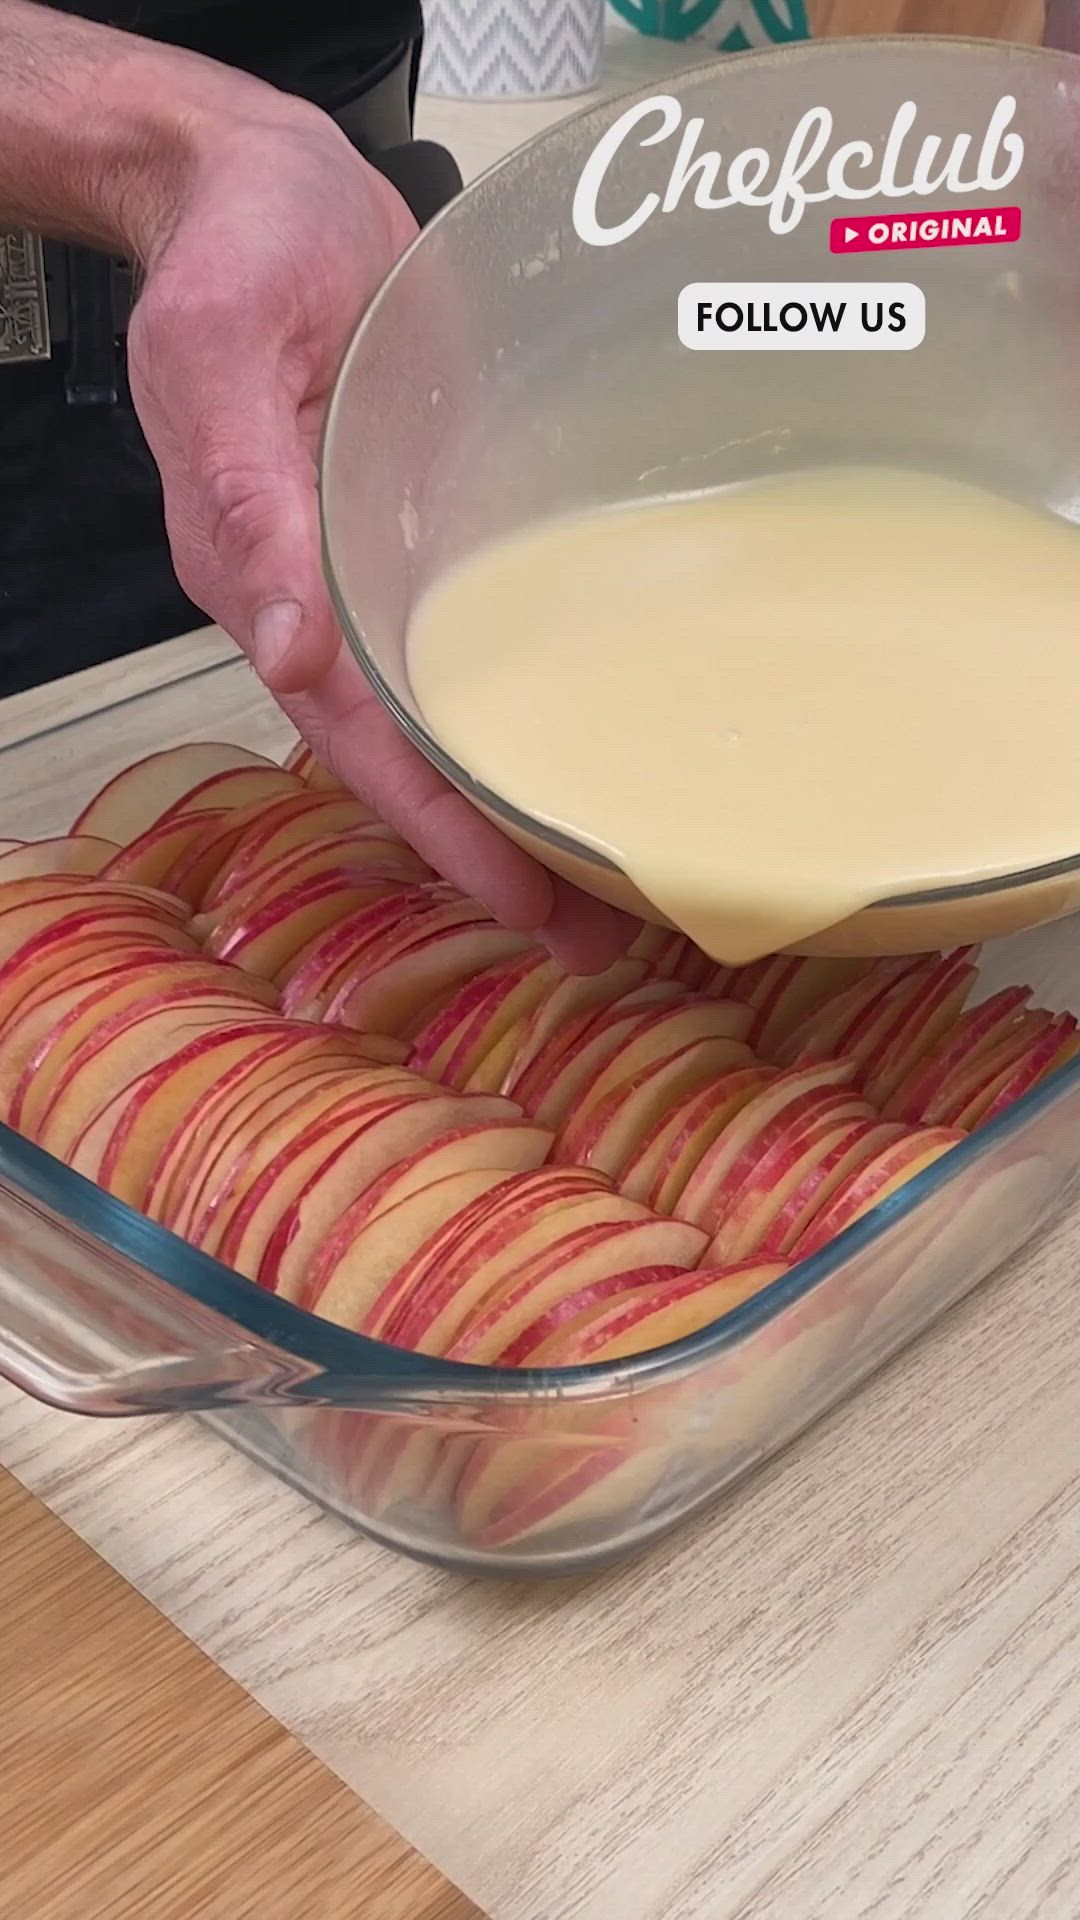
[{"xmin": 608, "ymin": 0, "xmax": 811, "ymax": 50}]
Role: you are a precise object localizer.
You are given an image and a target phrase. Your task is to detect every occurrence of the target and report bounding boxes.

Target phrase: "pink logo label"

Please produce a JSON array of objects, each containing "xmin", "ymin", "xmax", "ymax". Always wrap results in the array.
[{"xmin": 830, "ymin": 206, "xmax": 1022, "ymax": 254}]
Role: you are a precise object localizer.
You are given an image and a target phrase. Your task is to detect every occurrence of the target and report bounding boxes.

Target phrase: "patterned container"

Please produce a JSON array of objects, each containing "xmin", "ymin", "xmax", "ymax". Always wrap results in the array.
[
  {"xmin": 419, "ymin": 0, "xmax": 606, "ymax": 100},
  {"xmin": 607, "ymin": 0, "xmax": 810, "ymax": 50}
]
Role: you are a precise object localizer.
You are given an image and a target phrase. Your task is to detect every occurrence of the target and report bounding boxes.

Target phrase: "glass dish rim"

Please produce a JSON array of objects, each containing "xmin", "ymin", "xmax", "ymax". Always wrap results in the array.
[
  {"xmin": 4, "ymin": 1046, "xmax": 1076, "ymax": 1405},
  {"xmin": 320, "ymin": 33, "xmax": 1080, "ymax": 916}
]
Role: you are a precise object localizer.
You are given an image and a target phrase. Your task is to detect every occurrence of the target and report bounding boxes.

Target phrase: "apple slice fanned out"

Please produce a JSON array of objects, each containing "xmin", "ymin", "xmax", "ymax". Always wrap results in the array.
[
  {"xmin": 68, "ymin": 1021, "xmax": 340, "ymax": 1206},
  {"xmin": 794, "ymin": 1128, "xmax": 966, "ymax": 1259},
  {"xmin": 200, "ymin": 835, "xmax": 427, "ymax": 928},
  {"xmin": 98, "ymin": 812, "xmax": 228, "ymax": 891},
  {"xmin": 0, "ymin": 952, "xmax": 274, "ymax": 1115},
  {"xmin": 859, "ymin": 951, "xmax": 980, "ymax": 1107},
  {"xmin": 499, "ymin": 958, "xmax": 649, "ymax": 1095},
  {"xmin": 453, "ymin": 1262, "xmax": 787, "ymax": 1552},
  {"xmin": 773, "ymin": 956, "xmax": 930, "ymax": 1068},
  {"xmin": 620, "ymin": 1067, "xmax": 774, "ymax": 1213},
  {"xmin": 446, "ymin": 1216, "xmax": 707, "ymax": 1367},
  {"xmin": 199, "ymin": 793, "xmax": 404, "ymax": 908},
  {"xmin": 708, "ymin": 1110, "xmax": 892, "ymax": 1263},
  {"xmin": 31, "ymin": 998, "xmax": 287, "ymax": 1160},
  {"xmin": 6, "ymin": 962, "xmax": 277, "ymax": 1133},
  {"xmin": 755, "ymin": 1119, "xmax": 908, "ymax": 1257},
  {"xmin": 204, "ymin": 871, "xmax": 408, "ymax": 985},
  {"xmin": 408, "ymin": 950, "xmax": 558, "ymax": 1089},
  {"xmin": 217, "ymin": 1094, "xmax": 541, "ymax": 1283},
  {"xmin": 505, "ymin": 980, "xmax": 688, "ymax": 1116},
  {"xmin": 279, "ymin": 882, "xmax": 462, "ymax": 1020},
  {"xmin": 729, "ymin": 955, "xmax": 875, "ymax": 1058},
  {"xmin": 359, "ymin": 1166, "xmax": 613, "ymax": 1345},
  {"xmin": 306, "ymin": 1168, "xmax": 520, "ymax": 1331},
  {"xmin": 188, "ymin": 1078, "xmax": 507, "ymax": 1263},
  {"xmin": 522, "ymin": 994, "xmax": 753, "ymax": 1131},
  {"xmin": 914, "ymin": 1009, "xmax": 1064, "ymax": 1128},
  {"xmin": 71, "ymin": 742, "xmax": 277, "ymax": 841},
  {"xmin": 674, "ymin": 1061, "xmax": 861, "ymax": 1234},
  {"xmin": 268, "ymin": 1117, "xmax": 553, "ymax": 1302},
  {"xmin": 0, "ymin": 836, "xmax": 121, "ymax": 880},
  {"xmin": 943, "ymin": 1014, "xmax": 1077, "ymax": 1129},
  {"xmin": 146, "ymin": 1037, "xmax": 411, "ymax": 1228},
  {"xmin": 884, "ymin": 986, "xmax": 1036, "ymax": 1123},
  {"xmin": 554, "ymin": 1034, "xmax": 755, "ymax": 1178},
  {"xmin": 817, "ymin": 948, "xmax": 978, "ymax": 1082},
  {"xmin": 380, "ymin": 1186, "xmax": 702, "ymax": 1359},
  {"xmin": 323, "ymin": 908, "xmax": 535, "ymax": 1040}
]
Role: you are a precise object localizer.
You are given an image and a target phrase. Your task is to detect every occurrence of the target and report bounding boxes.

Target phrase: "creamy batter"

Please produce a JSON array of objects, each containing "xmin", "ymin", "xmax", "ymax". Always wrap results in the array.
[{"xmin": 407, "ymin": 469, "xmax": 1080, "ymax": 964}]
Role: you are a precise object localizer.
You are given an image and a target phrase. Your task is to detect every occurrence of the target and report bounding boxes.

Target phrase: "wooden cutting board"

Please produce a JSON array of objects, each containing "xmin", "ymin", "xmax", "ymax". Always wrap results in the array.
[{"xmin": 0, "ymin": 1468, "xmax": 480, "ymax": 1920}]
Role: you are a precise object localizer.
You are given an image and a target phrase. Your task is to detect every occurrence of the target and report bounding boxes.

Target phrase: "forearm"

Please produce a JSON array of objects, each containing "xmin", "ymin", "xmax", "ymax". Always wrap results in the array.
[{"xmin": 0, "ymin": 0, "xmax": 302, "ymax": 262}]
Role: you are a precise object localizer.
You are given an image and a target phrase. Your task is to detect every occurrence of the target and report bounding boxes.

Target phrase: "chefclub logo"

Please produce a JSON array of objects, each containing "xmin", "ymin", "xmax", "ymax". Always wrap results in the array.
[{"xmin": 571, "ymin": 94, "xmax": 1025, "ymax": 244}]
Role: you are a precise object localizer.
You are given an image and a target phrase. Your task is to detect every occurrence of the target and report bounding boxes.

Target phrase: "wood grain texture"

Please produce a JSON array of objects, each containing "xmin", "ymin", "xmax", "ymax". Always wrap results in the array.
[{"xmin": 0, "ymin": 1468, "xmax": 479, "ymax": 1920}]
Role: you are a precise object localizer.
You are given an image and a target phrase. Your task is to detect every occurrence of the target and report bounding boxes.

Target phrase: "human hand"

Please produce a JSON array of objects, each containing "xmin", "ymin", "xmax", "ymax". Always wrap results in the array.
[{"xmin": 126, "ymin": 93, "xmax": 635, "ymax": 971}]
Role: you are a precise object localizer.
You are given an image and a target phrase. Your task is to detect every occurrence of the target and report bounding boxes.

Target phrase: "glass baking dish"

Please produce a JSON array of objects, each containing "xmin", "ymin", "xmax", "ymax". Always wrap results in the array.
[{"xmin": 0, "ymin": 651, "xmax": 1076, "ymax": 1576}]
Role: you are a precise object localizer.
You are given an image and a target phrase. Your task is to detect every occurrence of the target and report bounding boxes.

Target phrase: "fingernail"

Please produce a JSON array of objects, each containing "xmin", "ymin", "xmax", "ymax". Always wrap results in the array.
[{"xmin": 251, "ymin": 599, "xmax": 303, "ymax": 683}]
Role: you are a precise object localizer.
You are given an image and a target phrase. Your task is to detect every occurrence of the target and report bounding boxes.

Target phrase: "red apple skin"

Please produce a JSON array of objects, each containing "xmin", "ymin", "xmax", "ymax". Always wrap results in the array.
[
  {"xmin": 278, "ymin": 884, "xmax": 460, "ymax": 1018},
  {"xmin": 408, "ymin": 951, "xmax": 556, "ymax": 1088},
  {"xmin": 775, "ymin": 956, "xmax": 929, "ymax": 1067},
  {"xmin": 357, "ymin": 1168, "xmax": 613, "ymax": 1344},
  {"xmin": 70, "ymin": 742, "xmax": 274, "ymax": 838},
  {"xmin": 756, "ymin": 1119, "xmax": 908, "ymax": 1258},
  {"xmin": 674, "ymin": 1064, "xmax": 862, "ymax": 1234},
  {"xmin": 955, "ymin": 1017, "xmax": 1077, "ymax": 1129},
  {"xmin": 794, "ymin": 1128, "xmax": 965, "ymax": 1259},
  {"xmin": 621, "ymin": 1067, "xmax": 774, "ymax": 1213},
  {"xmin": 883, "ymin": 986, "xmax": 1034, "ymax": 1123},
  {"xmin": 706, "ymin": 1103, "xmax": 877, "ymax": 1262}
]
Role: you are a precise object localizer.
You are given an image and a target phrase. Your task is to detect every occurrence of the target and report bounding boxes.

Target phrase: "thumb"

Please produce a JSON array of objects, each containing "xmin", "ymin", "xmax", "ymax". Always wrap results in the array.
[{"xmin": 198, "ymin": 403, "xmax": 338, "ymax": 696}]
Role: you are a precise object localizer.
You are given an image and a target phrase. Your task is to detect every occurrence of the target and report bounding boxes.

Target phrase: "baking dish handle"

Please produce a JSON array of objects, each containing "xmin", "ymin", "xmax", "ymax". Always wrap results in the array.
[{"xmin": 0, "ymin": 1155, "xmax": 331, "ymax": 1415}]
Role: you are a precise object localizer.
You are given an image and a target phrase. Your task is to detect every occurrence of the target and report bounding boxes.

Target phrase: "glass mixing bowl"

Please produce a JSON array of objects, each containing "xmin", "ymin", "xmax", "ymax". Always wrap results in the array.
[{"xmin": 321, "ymin": 36, "xmax": 1080, "ymax": 957}]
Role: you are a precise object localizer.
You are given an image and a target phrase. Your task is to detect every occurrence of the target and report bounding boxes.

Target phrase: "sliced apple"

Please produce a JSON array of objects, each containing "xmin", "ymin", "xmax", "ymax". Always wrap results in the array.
[
  {"xmin": 454, "ymin": 1263, "xmax": 786, "ymax": 1551},
  {"xmin": 360, "ymin": 1167, "xmax": 612, "ymax": 1345},
  {"xmin": 500, "ymin": 958, "xmax": 648, "ymax": 1094},
  {"xmin": 280, "ymin": 883, "xmax": 461, "ymax": 1019},
  {"xmin": 951, "ymin": 1016, "xmax": 1077, "ymax": 1129},
  {"xmin": 675, "ymin": 1061, "xmax": 861, "ymax": 1233},
  {"xmin": 524, "ymin": 995, "xmax": 753, "ymax": 1131},
  {"xmin": 774, "ymin": 956, "xmax": 929, "ymax": 1067},
  {"xmin": 884, "ymin": 986, "xmax": 1036, "ymax": 1123},
  {"xmin": 68, "ymin": 1023, "xmax": 345, "ymax": 1206},
  {"xmin": 860, "ymin": 952, "xmax": 980, "ymax": 1107},
  {"xmin": 708, "ymin": 1108, "xmax": 885, "ymax": 1262},
  {"xmin": 205, "ymin": 871, "xmax": 403, "ymax": 984},
  {"xmin": 621, "ymin": 1067, "xmax": 774, "ymax": 1213},
  {"xmin": 0, "ymin": 836, "xmax": 121, "ymax": 880},
  {"xmin": 72, "ymin": 743, "xmax": 275, "ymax": 840},
  {"xmin": 408, "ymin": 950, "xmax": 557, "ymax": 1088},
  {"xmin": 98, "ymin": 812, "xmax": 229, "ymax": 891},
  {"xmin": 741, "ymin": 956, "xmax": 876, "ymax": 1059},
  {"xmin": 155, "ymin": 764, "xmax": 304, "ymax": 821},
  {"xmin": 268, "ymin": 1119, "xmax": 552, "ymax": 1303},
  {"xmin": 147, "ymin": 1038, "xmax": 410, "ymax": 1228},
  {"xmin": 794, "ymin": 1128, "xmax": 966, "ymax": 1259},
  {"xmin": 309, "ymin": 1169, "xmax": 518, "ymax": 1330},
  {"xmin": 201, "ymin": 793, "xmax": 404, "ymax": 908},
  {"xmin": 216, "ymin": 1094, "xmax": 537, "ymax": 1283},
  {"xmin": 382, "ymin": 1188, "xmax": 691, "ymax": 1359},
  {"xmin": 32, "ymin": 1000, "xmax": 286, "ymax": 1158},
  {"xmin": 447, "ymin": 1218, "xmax": 706, "ymax": 1366},
  {"xmin": 756, "ymin": 1118, "xmax": 908, "ymax": 1257},
  {"xmin": 325, "ymin": 912, "xmax": 536, "ymax": 1040},
  {"xmin": 555, "ymin": 1035, "xmax": 755, "ymax": 1178},
  {"xmin": 504, "ymin": 979, "xmax": 688, "ymax": 1116}
]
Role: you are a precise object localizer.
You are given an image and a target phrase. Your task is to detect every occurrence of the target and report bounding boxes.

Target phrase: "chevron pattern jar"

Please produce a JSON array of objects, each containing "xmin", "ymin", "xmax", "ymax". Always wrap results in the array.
[
  {"xmin": 419, "ymin": 0, "xmax": 606, "ymax": 100},
  {"xmin": 607, "ymin": 1, "xmax": 810, "ymax": 50}
]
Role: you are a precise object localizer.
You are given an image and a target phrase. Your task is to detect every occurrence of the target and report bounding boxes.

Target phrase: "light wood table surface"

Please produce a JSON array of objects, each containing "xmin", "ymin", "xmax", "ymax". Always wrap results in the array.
[{"xmin": 3, "ymin": 9, "xmax": 1074, "ymax": 1920}]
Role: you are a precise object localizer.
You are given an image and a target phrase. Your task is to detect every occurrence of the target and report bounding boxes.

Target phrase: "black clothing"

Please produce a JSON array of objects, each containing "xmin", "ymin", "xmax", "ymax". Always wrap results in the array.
[{"xmin": 1, "ymin": 1, "xmax": 447, "ymax": 696}]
